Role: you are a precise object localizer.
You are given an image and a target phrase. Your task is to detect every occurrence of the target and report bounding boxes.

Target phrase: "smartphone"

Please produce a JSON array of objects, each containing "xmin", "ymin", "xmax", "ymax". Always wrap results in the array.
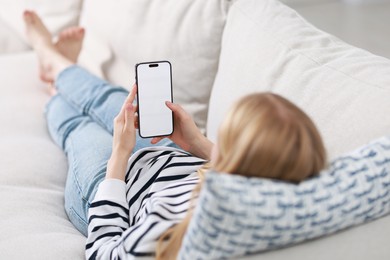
[{"xmin": 135, "ymin": 61, "xmax": 174, "ymax": 138}]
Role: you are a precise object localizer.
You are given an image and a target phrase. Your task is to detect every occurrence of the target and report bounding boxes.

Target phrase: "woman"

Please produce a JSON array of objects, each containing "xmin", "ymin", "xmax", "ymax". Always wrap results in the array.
[{"xmin": 23, "ymin": 11, "xmax": 326, "ymax": 260}]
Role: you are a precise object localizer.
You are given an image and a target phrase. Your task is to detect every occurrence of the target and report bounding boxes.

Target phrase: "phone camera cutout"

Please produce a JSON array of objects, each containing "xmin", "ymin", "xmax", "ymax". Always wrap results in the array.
[{"xmin": 149, "ymin": 64, "xmax": 159, "ymax": 68}]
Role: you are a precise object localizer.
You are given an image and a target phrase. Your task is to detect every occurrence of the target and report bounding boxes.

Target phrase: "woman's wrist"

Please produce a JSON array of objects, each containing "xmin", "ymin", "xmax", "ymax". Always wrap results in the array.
[
  {"xmin": 189, "ymin": 133, "xmax": 214, "ymax": 160},
  {"xmin": 106, "ymin": 153, "xmax": 130, "ymax": 181}
]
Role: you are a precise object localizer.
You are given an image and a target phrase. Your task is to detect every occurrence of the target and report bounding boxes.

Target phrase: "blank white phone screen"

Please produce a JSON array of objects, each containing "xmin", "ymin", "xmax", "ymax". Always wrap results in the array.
[{"xmin": 136, "ymin": 61, "xmax": 173, "ymax": 138}]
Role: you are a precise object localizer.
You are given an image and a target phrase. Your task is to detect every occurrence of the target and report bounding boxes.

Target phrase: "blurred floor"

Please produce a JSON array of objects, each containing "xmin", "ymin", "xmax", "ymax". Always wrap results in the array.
[{"xmin": 282, "ymin": 0, "xmax": 390, "ymax": 59}]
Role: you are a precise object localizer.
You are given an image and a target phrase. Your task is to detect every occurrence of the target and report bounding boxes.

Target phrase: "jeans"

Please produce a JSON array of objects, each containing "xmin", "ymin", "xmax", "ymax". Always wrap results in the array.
[{"xmin": 45, "ymin": 66, "xmax": 177, "ymax": 236}]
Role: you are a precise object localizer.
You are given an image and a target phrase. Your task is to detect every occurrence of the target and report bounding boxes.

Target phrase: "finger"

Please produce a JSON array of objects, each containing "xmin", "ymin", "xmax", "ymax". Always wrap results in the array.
[
  {"xmin": 165, "ymin": 101, "xmax": 186, "ymax": 118},
  {"xmin": 126, "ymin": 84, "xmax": 138, "ymax": 104},
  {"xmin": 121, "ymin": 85, "xmax": 138, "ymax": 112},
  {"xmin": 115, "ymin": 101, "xmax": 127, "ymax": 124},
  {"xmin": 134, "ymin": 115, "xmax": 139, "ymax": 129},
  {"xmin": 124, "ymin": 104, "xmax": 135, "ymax": 131},
  {"xmin": 151, "ymin": 136, "xmax": 166, "ymax": 144},
  {"xmin": 166, "ymin": 101, "xmax": 180, "ymax": 112},
  {"xmin": 118, "ymin": 85, "xmax": 137, "ymax": 117}
]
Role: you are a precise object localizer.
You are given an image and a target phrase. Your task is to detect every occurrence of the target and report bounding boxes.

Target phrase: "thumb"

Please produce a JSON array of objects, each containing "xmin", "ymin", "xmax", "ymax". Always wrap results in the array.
[
  {"xmin": 166, "ymin": 101, "xmax": 185, "ymax": 118},
  {"xmin": 151, "ymin": 136, "xmax": 165, "ymax": 144}
]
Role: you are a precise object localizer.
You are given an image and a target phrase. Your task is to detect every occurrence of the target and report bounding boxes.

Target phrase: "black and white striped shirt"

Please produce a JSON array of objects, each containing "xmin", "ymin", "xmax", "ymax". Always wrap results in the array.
[{"xmin": 86, "ymin": 147, "xmax": 205, "ymax": 259}]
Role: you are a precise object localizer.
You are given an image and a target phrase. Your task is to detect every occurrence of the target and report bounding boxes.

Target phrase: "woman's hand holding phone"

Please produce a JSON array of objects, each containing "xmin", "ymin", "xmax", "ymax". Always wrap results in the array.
[
  {"xmin": 151, "ymin": 101, "xmax": 214, "ymax": 160},
  {"xmin": 106, "ymin": 84, "xmax": 138, "ymax": 180}
]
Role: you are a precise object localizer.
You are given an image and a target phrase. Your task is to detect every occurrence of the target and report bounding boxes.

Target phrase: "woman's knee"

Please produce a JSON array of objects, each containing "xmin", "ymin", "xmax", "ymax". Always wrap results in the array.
[{"xmin": 45, "ymin": 95, "xmax": 88, "ymax": 149}]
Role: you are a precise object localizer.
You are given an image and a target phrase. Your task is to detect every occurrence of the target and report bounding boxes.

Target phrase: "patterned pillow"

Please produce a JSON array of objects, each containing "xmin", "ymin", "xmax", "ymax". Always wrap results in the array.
[{"xmin": 179, "ymin": 136, "xmax": 390, "ymax": 259}]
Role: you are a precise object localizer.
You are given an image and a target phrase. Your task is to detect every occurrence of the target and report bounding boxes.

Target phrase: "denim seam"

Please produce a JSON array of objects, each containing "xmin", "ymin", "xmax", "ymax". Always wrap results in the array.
[
  {"xmin": 58, "ymin": 86, "xmax": 112, "ymax": 135},
  {"xmin": 58, "ymin": 88, "xmax": 85, "ymax": 117},
  {"xmin": 55, "ymin": 67, "xmax": 86, "ymax": 113},
  {"xmin": 67, "ymin": 207, "xmax": 88, "ymax": 236},
  {"xmin": 44, "ymin": 94, "xmax": 62, "ymax": 115},
  {"xmin": 55, "ymin": 65, "xmax": 79, "ymax": 84},
  {"xmin": 68, "ymin": 134, "xmax": 93, "ymax": 209},
  {"xmin": 69, "ymin": 206, "xmax": 88, "ymax": 227},
  {"xmin": 81, "ymin": 84, "xmax": 122, "ymax": 134},
  {"xmin": 89, "ymin": 107, "xmax": 112, "ymax": 134}
]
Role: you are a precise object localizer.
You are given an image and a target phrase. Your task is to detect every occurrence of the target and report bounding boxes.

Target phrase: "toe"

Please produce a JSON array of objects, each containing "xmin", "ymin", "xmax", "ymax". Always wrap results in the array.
[
  {"xmin": 23, "ymin": 10, "xmax": 34, "ymax": 23},
  {"xmin": 69, "ymin": 28, "xmax": 78, "ymax": 37},
  {"xmin": 59, "ymin": 30, "xmax": 70, "ymax": 40},
  {"xmin": 28, "ymin": 11, "xmax": 40, "ymax": 24},
  {"xmin": 77, "ymin": 28, "xmax": 85, "ymax": 38}
]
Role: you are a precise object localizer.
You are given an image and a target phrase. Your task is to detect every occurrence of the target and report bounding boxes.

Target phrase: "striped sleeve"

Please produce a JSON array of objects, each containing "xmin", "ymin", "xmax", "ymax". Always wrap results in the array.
[
  {"xmin": 85, "ymin": 147, "xmax": 204, "ymax": 260},
  {"xmin": 86, "ymin": 179, "xmax": 131, "ymax": 259}
]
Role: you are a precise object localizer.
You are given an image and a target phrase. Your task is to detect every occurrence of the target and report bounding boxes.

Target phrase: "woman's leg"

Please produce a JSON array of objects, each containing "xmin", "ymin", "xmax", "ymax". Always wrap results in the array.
[
  {"xmin": 54, "ymin": 66, "xmax": 127, "ymax": 135},
  {"xmin": 46, "ymin": 94, "xmax": 112, "ymax": 236},
  {"xmin": 24, "ymin": 10, "xmax": 176, "ymax": 151},
  {"xmin": 23, "ymin": 10, "xmax": 123, "ymax": 134},
  {"xmin": 55, "ymin": 67, "xmax": 176, "ymax": 150},
  {"xmin": 25, "ymin": 11, "xmax": 178, "ymax": 235}
]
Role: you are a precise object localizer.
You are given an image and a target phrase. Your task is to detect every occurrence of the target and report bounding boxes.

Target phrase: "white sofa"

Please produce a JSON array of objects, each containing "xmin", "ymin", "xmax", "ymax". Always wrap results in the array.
[{"xmin": 1, "ymin": 0, "xmax": 389, "ymax": 259}]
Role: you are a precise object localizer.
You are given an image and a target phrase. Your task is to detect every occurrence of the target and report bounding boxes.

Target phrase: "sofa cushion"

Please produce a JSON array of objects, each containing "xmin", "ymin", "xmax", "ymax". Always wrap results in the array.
[
  {"xmin": 79, "ymin": 0, "xmax": 232, "ymax": 133},
  {"xmin": 0, "ymin": 16, "xmax": 29, "ymax": 54},
  {"xmin": 0, "ymin": 0, "xmax": 83, "ymax": 43},
  {"xmin": 207, "ymin": 0, "xmax": 390, "ymax": 160},
  {"xmin": 0, "ymin": 52, "xmax": 85, "ymax": 259},
  {"xmin": 179, "ymin": 135, "xmax": 390, "ymax": 259}
]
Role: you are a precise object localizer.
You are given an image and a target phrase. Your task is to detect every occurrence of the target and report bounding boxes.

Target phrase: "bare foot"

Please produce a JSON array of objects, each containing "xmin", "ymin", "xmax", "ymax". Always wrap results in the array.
[
  {"xmin": 23, "ymin": 10, "xmax": 54, "ymax": 82},
  {"xmin": 48, "ymin": 27, "xmax": 84, "ymax": 95},
  {"xmin": 23, "ymin": 10, "xmax": 75, "ymax": 95},
  {"xmin": 23, "ymin": 10, "xmax": 52, "ymax": 50},
  {"xmin": 55, "ymin": 27, "xmax": 85, "ymax": 63}
]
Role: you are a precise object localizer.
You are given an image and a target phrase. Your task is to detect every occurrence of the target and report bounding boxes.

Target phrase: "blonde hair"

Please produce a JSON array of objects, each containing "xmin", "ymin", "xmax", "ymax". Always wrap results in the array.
[
  {"xmin": 156, "ymin": 92, "xmax": 326, "ymax": 259},
  {"xmin": 156, "ymin": 165, "xmax": 209, "ymax": 260},
  {"xmin": 214, "ymin": 93, "xmax": 326, "ymax": 182}
]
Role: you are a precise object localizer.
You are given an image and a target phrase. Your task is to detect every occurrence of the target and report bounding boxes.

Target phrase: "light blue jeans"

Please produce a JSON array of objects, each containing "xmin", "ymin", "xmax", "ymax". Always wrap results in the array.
[{"xmin": 45, "ymin": 66, "xmax": 177, "ymax": 236}]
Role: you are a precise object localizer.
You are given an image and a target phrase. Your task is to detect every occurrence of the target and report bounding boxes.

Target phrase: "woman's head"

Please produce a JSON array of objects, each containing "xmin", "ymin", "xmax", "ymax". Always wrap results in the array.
[
  {"xmin": 212, "ymin": 92, "xmax": 326, "ymax": 183},
  {"xmin": 157, "ymin": 93, "xmax": 327, "ymax": 260}
]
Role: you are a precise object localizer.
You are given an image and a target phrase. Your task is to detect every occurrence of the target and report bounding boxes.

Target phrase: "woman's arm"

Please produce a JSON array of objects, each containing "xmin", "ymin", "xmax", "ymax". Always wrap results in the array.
[
  {"xmin": 151, "ymin": 101, "xmax": 214, "ymax": 160},
  {"xmin": 86, "ymin": 179, "xmax": 161, "ymax": 260},
  {"xmin": 87, "ymin": 85, "xmax": 210, "ymax": 259},
  {"xmin": 106, "ymin": 83, "xmax": 214, "ymax": 181},
  {"xmin": 106, "ymin": 85, "xmax": 137, "ymax": 181}
]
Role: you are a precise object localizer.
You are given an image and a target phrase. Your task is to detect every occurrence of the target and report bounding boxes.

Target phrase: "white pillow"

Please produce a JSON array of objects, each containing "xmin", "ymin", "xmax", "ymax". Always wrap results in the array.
[
  {"xmin": 79, "ymin": 0, "xmax": 232, "ymax": 133},
  {"xmin": 0, "ymin": 0, "xmax": 83, "ymax": 42},
  {"xmin": 207, "ymin": 0, "xmax": 390, "ymax": 159}
]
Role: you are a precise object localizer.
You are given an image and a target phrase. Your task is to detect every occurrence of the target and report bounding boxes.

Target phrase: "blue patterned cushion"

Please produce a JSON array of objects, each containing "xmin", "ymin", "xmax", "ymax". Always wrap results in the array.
[{"xmin": 179, "ymin": 136, "xmax": 390, "ymax": 259}]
